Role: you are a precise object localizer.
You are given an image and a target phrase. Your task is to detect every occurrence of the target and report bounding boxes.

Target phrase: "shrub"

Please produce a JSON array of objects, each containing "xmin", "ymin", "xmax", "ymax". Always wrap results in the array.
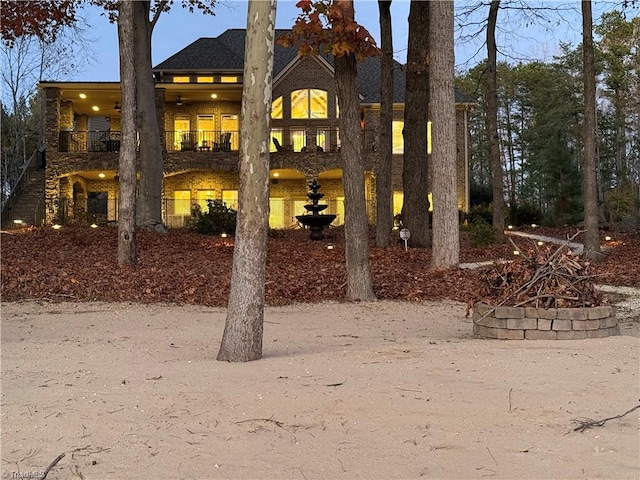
[
  {"xmin": 468, "ymin": 218, "xmax": 495, "ymax": 247},
  {"xmin": 189, "ymin": 199, "xmax": 236, "ymax": 235}
]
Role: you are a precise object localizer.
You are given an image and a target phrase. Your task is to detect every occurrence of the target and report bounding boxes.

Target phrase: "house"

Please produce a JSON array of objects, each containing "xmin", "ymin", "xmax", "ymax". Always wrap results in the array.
[{"xmin": 35, "ymin": 29, "xmax": 473, "ymax": 229}]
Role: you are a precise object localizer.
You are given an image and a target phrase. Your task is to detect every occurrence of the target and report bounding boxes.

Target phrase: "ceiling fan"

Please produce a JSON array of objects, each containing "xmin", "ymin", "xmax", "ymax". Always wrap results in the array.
[{"xmin": 176, "ymin": 96, "xmax": 192, "ymax": 107}]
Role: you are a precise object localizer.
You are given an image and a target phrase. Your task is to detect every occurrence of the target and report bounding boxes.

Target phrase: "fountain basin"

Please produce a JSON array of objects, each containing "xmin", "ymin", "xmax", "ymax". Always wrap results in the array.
[{"xmin": 296, "ymin": 214, "xmax": 337, "ymax": 240}]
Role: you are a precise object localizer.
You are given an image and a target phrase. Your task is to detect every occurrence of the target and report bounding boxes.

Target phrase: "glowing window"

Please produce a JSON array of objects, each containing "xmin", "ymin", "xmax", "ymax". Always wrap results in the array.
[
  {"xmin": 392, "ymin": 120, "xmax": 404, "ymax": 154},
  {"xmin": 222, "ymin": 190, "xmax": 238, "ymax": 210},
  {"xmin": 173, "ymin": 76, "xmax": 190, "ymax": 83},
  {"xmin": 220, "ymin": 76, "xmax": 238, "ymax": 83},
  {"xmin": 271, "ymin": 96, "xmax": 283, "ymax": 119},
  {"xmin": 174, "ymin": 115, "xmax": 190, "ymax": 151},
  {"xmin": 291, "ymin": 89, "xmax": 328, "ymax": 119},
  {"xmin": 196, "ymin": 190, "xmax": 215, "ymax": 211},
  {"xmin": 197, "ymin": 76, "xmax": 214, "ymax": 83},
  {"xmin": 174, "ymin": 190, "xmax": 191, "ymax": 215},
  {"xmin": 270, "ymin": 128, "xmax": 283, "ymax": 153}
]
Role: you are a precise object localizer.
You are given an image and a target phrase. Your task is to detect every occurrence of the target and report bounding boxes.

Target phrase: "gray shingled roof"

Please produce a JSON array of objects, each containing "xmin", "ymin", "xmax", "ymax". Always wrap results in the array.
[{"xmin": 153, "ymin": 29, "xmax": 471, "ymax": 104}]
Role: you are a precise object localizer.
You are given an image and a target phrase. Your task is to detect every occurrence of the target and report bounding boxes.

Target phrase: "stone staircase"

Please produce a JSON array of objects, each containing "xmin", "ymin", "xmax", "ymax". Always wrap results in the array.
[{"xmin": 2, "ymin": 168, "xmax": 46, "ymax": 228}]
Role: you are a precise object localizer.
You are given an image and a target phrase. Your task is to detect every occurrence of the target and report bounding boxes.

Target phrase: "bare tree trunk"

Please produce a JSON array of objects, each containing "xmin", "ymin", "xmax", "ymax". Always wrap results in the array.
[
  {"xmin": 334, "ymin": 0, "xmax": 376, "ymax": 302},
  {"xmin": 217, "ymin": 0, "xmax": 276, "ymax": 362},
  {"xmin": 117, "ymin": 0, "xmax": 137, "ymax": 267},
  {"xmin": 133, "ymin": 1, "xmax": 166, "ymax": 232},
  {"xmin": 486, "ymin": 0, "xmax": 506, "ymax": 241},
  {"xmin": 402, "ymin": 0, "xmax": 430, "ymax": 248},
  {"xmin": 430, "ymin": 0, "xmax": 459, "ymax": 269},
  {"xmin": 581, "ymin": 0, "xmax": 602, "ymax": 260},
  {"xmin": 375, "ymin": 0, "xmax": 393, "ymax": 248}
]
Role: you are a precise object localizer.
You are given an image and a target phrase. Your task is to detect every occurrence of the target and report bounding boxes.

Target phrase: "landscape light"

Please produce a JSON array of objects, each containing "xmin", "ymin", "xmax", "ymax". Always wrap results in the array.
[
  {"xmin": 13, "ymin": 219, "xmax": 23, "ymax": 225},
  {"xmin": 52, "ymin": 224, "xmax": 62, "ymax": 230},
  {"xmin": 531, "ymin": 223, "xmax": 537, "ymax": 228},
  {"xmin": 221, "ymin": 233, "xmax": 228, "ymax": 238},
  {"xmin": 90, "ymin": 224, "xmax": 98, "ymax": 228},
  {"xmin": 513, "ymin": 250, "xmax": 520, "ymax": 255},
  {"xmin": 327, "ymin": 244, "xmax": 334, "ymax": 250},
  {"xmin": 507, "ymin": 225, "xmax": 513, "ymax": 230},
  {"xmin": 537, "ymin": 241, "xmax": 544, "ymax": 246},
  {"xmin": 605, "ymin": 236, "xmax": 612, "ymax": 241}
]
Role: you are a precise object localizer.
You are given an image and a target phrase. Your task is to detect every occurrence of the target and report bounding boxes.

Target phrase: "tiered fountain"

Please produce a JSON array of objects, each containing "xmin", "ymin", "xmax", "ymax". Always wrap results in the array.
[{"xmin": 296, "ymin": 179, "xmax": 337, "ymax": 240}]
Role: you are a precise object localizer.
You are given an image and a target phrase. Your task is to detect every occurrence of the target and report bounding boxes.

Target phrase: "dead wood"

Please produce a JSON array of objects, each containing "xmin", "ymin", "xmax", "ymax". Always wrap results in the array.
[{"xmin": 572, "ymin": 404, "xmax": 640, "ymax": 432}]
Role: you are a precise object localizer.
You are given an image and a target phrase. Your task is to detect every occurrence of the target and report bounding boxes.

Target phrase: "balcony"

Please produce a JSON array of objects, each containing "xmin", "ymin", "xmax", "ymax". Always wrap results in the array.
[{"xmin": 56, "ymin": 129, "xmax": 378, "ymax": 154}]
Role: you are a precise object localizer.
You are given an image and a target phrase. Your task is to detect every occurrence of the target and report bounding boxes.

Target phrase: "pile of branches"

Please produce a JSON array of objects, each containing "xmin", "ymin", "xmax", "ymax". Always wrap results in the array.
[{"xmin": 477, "ymin": 235, "xmax": 606, "ymax": 308}]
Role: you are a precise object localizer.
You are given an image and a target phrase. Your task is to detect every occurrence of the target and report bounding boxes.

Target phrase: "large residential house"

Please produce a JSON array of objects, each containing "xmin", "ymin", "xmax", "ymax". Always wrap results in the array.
[{"xmin": 36, "ymin": 29, "xmax": 473, "ymax": 229}]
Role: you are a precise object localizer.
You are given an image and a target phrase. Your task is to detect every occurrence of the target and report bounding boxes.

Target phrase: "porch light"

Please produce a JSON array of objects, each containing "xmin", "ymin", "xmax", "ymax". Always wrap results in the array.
[
  {"xmin": 13, "ymin": 219, "xmax": 23, "ymax": 225},
  {"xmin": 210, "ymin": 93, "xmax": 218, "ymax": 99},
  {"xmin": 79, "ymin": 93, "xmax": 87, "ymax": 99},
  {"xmin": 90, "ymin": 224, "xmax": 98, "ymax": 228},
  {"xmin": 98, "ymin": 173, "xmax": 106, "ymax": 178},
  {"xmin": 92, "ymin": 105, "xmax": 99, "ymax": 111},
  {"xmin": 52, "ymin": 224, "xmax": 62, "ymax": 230},
  {"xmin": 273, "ymin": 172, "xmax": 279, "ymax": 177}
]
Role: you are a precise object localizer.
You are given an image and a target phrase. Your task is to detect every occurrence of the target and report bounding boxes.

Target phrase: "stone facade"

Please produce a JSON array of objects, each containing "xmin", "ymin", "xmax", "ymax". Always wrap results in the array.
[
  {"xmin": 40, "ymin": 52, "xmax": 472, "ymax": 226},
  {"xmin": 472, "ymin": 303, "xmax": 620, "ymax": 340}
]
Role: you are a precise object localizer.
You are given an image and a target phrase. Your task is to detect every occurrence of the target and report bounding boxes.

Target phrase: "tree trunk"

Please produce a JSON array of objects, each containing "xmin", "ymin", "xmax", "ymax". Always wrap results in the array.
[
  {"xmin": 117, "ymin": 0, "xmax": 137, "ymax": 267},
  {"xmin": 402, "ymin": 0, "xmax": 430, "ymax": 248},
  {"xmin": 375, "ymin": 0, "xmax": 393, "ymax": 248},
  {"xmin": 581, "ymin": 0, "xmax": 602, "ymax": 260},
  {"xmin": 486, "ymin": 0, "xmax": 506, "ymax": 241},
  {"xmin": 334, "ymin": 0, "xmax": 376, "ymax": 302},
  {"xmin": 133, "ymin": 1, "xmax": 166, "ymax": 233},
  {"xmin": 217, "ymin": 0, "xmax": 276, "ymax": 362},
  {"xmin": 430, "ymin": 0, "xmax": 459, "ymax": 269}
]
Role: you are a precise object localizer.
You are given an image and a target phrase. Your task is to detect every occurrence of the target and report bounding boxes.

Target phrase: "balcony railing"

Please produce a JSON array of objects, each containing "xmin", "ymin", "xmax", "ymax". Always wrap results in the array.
[{"xmin": 57, "ymin": 128, "xmax": 378, "ymax": 153}]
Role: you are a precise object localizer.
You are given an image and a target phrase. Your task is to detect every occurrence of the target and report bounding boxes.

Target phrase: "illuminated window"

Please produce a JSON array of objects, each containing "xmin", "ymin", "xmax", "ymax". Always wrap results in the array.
[
  {"xmin": 269, "ymin": 198, "xmax": 285, "ymax": 229},
  {"xmin": 222, "ymin": 190, "xmax": 238, "ymax": 210},
  {"xmin": 291, "ymin": 89, "xmax": 327, "ymax": 119},
  {"xmin": 316, "ymin": 128, "xmax": 328, "ymax": 151},
  {"xmin": 173, "ymin": 76, "xmax": 190, "ymax": 83},
  {"xmin": 220, "ymin": 76, "xmax": 238, "ymax": 83},
  {"xmin": 197, "ymin": 115, "xmax": 214, "ymax": 146},
  {"xmin": 271, "ymin": 96, "xmax": 283, "ymax": 119},
  {"xmin": 270, "ymin": 128, "xmax": 283, "ymax": 152},
  {"xmin": 392, "ymin": 120, "xmax": 404, "ymax": 154},
  {"xmin": 291, "ymin": 129, "xmax": 306, "ymax": 152},
  {"xmin": 174, "ymin": 190, "xmax": 191, "ymax": 215},
  {"xmin": 221, "ymin": 114, "xmax": 239, "ymax": 151},
  {"xmin": 197, "ymin": 76, "xmax": 214, "ymax": 83},
  {"xmin": 393, "ymin": 191, "xmax": 433, "ymax": 214},
  {"xmin": 174, "ymin": 115, "xmax": 190, "ymax": 151},
  {"xmin": 196, "ymin": 190, "xmax": 215, "ymax": 211}
]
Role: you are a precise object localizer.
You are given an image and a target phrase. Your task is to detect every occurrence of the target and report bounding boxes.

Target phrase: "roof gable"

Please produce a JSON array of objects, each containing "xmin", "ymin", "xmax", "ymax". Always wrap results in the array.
[{"xmin": 153, "ymin": 29, "xmax": 473, "ymax": 104}]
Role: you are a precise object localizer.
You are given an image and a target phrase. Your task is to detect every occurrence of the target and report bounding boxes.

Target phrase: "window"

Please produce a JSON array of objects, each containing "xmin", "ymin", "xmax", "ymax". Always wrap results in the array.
[
  {"xmin": 88, "ymin": 192, "xmax": 108, "ymax": 216},
  {"xmin": 196, "ymin": 190, "xmax": 215, "ymax": 211},
  {"xmin": 173, "ymin": 76, "xmax": 190, "ymax": 83},
  {"xmin": 197, "ymin": 76, "xmax": 214, "ymax": 83},
  {"xmin": 393, "ymin": 191, "xmax": 433, "ymax": 214},
  {"xmin": 291, "ymin": 89, "xmax": 327, "ymax": 119},
  {"xmin": 221, "ymin": 114, "xmax": 239, "ymax": 151},
  {"xmin": 222, "ymin": 190, "xmax": 238, "ymax": 210},
  {"xmin": 290, "ymin": 129, "xmax": 306, "ymax": 152},
  {"xmin": 271, "ymin": 96, "xmax": 283, "ymax": 119},
  {"xmin": 220, "ymin": 76, "xmax": 238, "ymax": 83},
  {"xmin": 270, "ymin": 128, "xmax": 283, "ymax": 152},
  {"xmin": 392, "ymin": 120, "xmax": 404, "ymax": 154},
  {"xmin": 197, "ymin": 115, "xmax": 214, "ymax": 146},
  {"xmin": 269, "ymin": 198, "xmax": 285, "ymax": 229},
  {"xmin": 174, "ymin": 115, "xmax": 190, "ymax": 151},
  {"xmin": 174, "ymin": 190, "xmax": 191, "ymax": 215},
  {"xmin": 316, "ymin": 128, "xmax": 329, "ymax": 151}
]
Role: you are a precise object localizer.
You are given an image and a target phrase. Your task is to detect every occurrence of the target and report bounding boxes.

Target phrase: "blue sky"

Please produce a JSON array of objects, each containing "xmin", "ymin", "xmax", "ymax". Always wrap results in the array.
[{"xmin": 74, "ymin": 0, "xmax": 622, "ymax": 82}]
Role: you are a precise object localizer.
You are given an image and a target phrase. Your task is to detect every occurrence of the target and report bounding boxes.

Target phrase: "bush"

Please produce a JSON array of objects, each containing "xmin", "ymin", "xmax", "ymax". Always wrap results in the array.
[
  {"xmin": 467, "ymin": 218, "xmax": 495, "ymax": 247},
  {"xmin": 189, "ymin": 199, "xmax": 236, "ymax": 235}
]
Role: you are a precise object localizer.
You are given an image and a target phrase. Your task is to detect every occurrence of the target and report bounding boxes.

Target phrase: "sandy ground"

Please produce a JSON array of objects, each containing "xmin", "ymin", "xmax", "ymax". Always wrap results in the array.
[{"xmin": 1, "ymin": 300, "xmax": 638, "ymax": 480}]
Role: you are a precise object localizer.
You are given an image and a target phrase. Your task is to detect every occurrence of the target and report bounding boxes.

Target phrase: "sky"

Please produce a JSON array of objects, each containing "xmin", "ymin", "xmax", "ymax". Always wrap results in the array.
[{"xmin": 72, "ymin": 0, "xmax": 630, "ymax": 83}]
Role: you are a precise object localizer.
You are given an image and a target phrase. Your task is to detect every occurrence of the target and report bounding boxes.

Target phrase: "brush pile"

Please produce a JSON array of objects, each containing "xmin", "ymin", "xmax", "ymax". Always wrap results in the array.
[{"xmin": 477, "ymin": 238, "xmax": 606, "ymax": 308}]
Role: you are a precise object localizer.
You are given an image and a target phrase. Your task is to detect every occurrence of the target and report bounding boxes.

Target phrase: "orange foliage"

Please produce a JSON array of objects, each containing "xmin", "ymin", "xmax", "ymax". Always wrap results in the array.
[{"xmin": 278, "ymin": 0, "xmax": 381, "ymax": 62}]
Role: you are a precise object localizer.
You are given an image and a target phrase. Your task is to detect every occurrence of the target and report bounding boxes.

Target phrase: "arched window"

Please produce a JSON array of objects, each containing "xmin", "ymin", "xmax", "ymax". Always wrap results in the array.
[
  {"xmin": 271, "ymin": 96, "xmax": 283, "ymax": 119},
  {"xmin": 291, "ymin": 89, "xmax": 327, "ymax": 119}
]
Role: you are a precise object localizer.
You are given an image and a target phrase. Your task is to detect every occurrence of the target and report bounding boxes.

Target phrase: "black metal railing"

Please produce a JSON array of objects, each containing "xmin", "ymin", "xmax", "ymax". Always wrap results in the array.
[
  {"xmin": 59, "ymin": 130, "xmax": 122, "ymax": 152},
  {"xmin": 56, "ymin": 128, "xmax": 377, "ymax": 154}
]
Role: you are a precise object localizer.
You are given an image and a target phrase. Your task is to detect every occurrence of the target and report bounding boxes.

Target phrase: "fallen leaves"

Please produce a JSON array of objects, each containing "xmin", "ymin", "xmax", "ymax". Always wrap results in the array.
[{"xmin": 1, "ymin": 225, "xmax": 638, "ymax": 307}]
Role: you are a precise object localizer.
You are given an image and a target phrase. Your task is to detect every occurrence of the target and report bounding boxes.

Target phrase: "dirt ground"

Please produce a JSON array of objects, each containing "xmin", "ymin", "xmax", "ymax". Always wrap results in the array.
[{"xmin": 1, "ymin": 300, "xmax": 639, "ymax": 480}]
